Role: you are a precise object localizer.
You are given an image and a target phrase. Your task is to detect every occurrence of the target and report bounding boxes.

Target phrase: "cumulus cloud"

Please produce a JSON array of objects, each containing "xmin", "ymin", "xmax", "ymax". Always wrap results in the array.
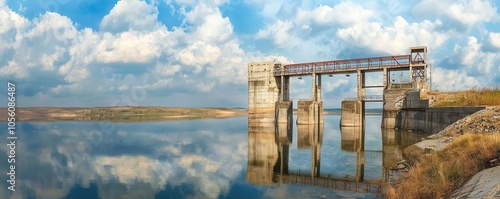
[
  {"xmin": 412, "ymin": 0, "xmax": 499, "ymax": 30},
  {"xmin": 337, "ymin": 16, "xmax": 449, "ymax": 55},
  {"xmin": 295, "ymin": 2, "xmax": 373, "ymax": 27},
  {"xmin": 100, "ymin": 0, "xmax": 160, "ymax": 33}
]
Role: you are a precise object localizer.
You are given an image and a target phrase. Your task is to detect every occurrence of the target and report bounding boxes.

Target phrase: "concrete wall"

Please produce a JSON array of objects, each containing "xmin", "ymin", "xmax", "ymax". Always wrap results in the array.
[
  {"xmin": 341, "ymin": 100, "xmax": 362, "ymax": 127},
  {"xmin": 248, "ymin": 62, "xmax": 279, "ymax": 124},
  {"xmin": 297, "ymin": 100, "xmax": 324, "ymax": 125},
  {"xmin": 382, "ymin": 84, "xmax": 415, "ymax": 128},
  {"xmin": 396, "ymin": 107, "xmax": 485, "ymax": 133},
  {"xmin": 395, "ymin": 90, "xmax": 485, "ymax": 133}
]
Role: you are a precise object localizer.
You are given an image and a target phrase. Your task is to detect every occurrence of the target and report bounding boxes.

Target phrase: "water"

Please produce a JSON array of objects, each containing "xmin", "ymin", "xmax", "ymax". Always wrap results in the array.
[{"xmin": 0, "ymin": 114, "xmax": 426, "ymax": 199}]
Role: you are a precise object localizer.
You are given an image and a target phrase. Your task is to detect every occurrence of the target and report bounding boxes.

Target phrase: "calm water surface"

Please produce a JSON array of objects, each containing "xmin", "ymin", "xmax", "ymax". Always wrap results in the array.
[{"xmin": 0, "ymin": 115, "xmax": 427, "ymax": 199}]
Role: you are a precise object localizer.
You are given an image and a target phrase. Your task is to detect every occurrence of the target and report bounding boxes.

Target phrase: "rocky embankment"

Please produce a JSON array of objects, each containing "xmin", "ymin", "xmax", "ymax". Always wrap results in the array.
[
  {"xmin": 404, "ymin": 106, "xmax": 500, "ymax": 160},
  {"xmin": 402, "ymin": 106, "xmax": 500, "ymax": 199}
]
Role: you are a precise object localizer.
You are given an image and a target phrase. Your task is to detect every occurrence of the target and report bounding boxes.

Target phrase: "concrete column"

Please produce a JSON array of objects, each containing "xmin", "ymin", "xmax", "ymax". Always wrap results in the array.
[
  {"xmin": 383, "ymin": 68, "xmax": 388, "ymax": 90},
  {"xmin": 281, "ymin": 76, "xmax": 284, "ymax": 102},
  {"xmin": 312, "ymin": 73, "xmax": 316, "ymax": 101},
  {"xmin": 409, "ymin": 65, "xmax": 413, "ymax": 82},
  {"xmin": 356, "ymin": 70, "xmax": 365, "ymax": 100},
  {"xmin": 317, "ymin": 75, "xmax": 322, "ymax": 102}
]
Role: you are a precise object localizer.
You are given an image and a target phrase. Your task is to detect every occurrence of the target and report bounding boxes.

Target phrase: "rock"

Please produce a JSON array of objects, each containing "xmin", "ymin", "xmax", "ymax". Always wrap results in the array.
[
  {"xmin": 489, "ymin": 158, "xmax": 500, "ymax": 168},
  {"xmin": 424, "ymin": 146, "xmax": 435, "ymax": 153},
  {"xmin": 396, "ymin": 160, "xmax": 411, "ymax": 170},
  {"xmin": 449, "ymin": 167, "xmax": 500, "ymax": 199}
]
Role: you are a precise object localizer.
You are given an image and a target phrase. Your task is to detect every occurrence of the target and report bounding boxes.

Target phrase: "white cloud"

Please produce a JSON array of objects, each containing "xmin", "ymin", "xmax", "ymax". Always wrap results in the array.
[
  {"xmin": 449, "ymin": 36, "xmax": 500, "ymax": 81},
  {"xmin": 487, "ymin": 32, "xmax": 500, "ymax": 50},
  {"xmin": 337, "ymin": 16, "xmax": 449, "ymax": 55},
  {"xmin": 295, "ymin": 2, "xmax": 373, "ymax": 27},
  {"xmin": 432, "ymin": 67, "xmax": 481, "ymax": 90},
  {"xmin": 412, "ymin": 0, "xmax": 498, "ymax": 29},
  {"xmin": 255, "ymin": 20, "xmax": 293, "ymax": 47},
  {"xmin": 100, "ymin": 0, "xmax": 160, "ymax": 33}
]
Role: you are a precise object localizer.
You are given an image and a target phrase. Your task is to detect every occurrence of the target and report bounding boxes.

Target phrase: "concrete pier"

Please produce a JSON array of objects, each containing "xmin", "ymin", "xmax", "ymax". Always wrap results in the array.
[
  {"xmin": 297, "ymin": 73, "xmax": 324, "ymax": 125},
  {"xmin": 297, "ymin": 100, "xmax": 324, "ymax": 125},
  {"xmin": 341, "ymin": 100, "xmax": 362, "ymax": 127}
]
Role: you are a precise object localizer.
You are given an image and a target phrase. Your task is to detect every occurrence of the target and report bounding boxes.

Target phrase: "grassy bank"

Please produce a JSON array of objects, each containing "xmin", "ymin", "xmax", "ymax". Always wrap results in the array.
[
  {"xmin": 386, "ymin": 133, "xmax": 500, "ymax": 199},
  {"xmin": 429, "ymin": 87, "xmax": 500, "ymax": 107}
]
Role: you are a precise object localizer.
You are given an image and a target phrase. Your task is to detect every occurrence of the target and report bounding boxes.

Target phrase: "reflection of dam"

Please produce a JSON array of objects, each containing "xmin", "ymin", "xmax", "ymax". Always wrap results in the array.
[
  {"xmin": 247, "ymin": 119, "xmax": 381, "ymax": 193},
  {"xmin": 340, "ymin": 126, "xmax": 365, "ymax": 182},
  {"xmin": 297, "ymin": 124, "xmax": 323, "ymax": 177},
  {"xmin": 246, "ymin": 122, "xmax": 291, "ymax": 185},
  {"xmin": 277, "ymin": 174, "xmax": 381, "ymax": 194},
  {"xmin": 340, "ymin": 126, "xmax": 363, "ymax": 152}
]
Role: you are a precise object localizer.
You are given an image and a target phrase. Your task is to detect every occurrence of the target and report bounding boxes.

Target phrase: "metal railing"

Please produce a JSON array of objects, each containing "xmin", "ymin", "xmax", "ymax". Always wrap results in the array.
[
  {"xmin": 274, "ymin": 55, "xmax": 411, "ymax": 77},
  {"xmin": 343, "ymin": 95, "xmax": 384, "ymax": 102}
]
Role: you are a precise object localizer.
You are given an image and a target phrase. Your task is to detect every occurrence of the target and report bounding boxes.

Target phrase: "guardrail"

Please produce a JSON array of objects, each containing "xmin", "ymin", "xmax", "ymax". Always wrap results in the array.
[{"xmin": 274, "ymin": 55, "xmax": 411, "ymax": 76}]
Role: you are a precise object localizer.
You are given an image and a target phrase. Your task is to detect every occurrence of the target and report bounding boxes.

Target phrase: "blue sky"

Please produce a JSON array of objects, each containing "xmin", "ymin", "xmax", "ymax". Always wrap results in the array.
[{"xmin": 0, "ymin": 0, "xmax": 499, "ymax": 108}]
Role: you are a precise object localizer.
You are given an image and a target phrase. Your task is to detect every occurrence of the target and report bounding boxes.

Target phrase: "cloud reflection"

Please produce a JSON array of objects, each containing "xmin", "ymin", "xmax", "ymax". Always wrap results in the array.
[{"xmin": 0, "ymin": 118, "xmax": 247, "ymax": 199}]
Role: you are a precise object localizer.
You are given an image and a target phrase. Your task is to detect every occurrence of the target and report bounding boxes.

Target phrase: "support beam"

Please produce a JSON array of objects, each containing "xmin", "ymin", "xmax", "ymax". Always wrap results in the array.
[
  {"xmin": 317, "ymin": 75, "xmax": 322, "ymax": 102},
  {"xmin": 312, "ymin": 73, "xmax": 316, "ymax": 101},
  {"xmin": 383, "ymin": 67, "xmax": 388, "ymax": 90}
]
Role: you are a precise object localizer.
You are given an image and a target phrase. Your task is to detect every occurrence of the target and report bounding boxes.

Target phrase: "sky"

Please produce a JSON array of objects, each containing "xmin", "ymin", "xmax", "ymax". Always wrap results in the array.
[{"xmin": 0, "ymin": 0, "xmax": 499, "ymax": 108}]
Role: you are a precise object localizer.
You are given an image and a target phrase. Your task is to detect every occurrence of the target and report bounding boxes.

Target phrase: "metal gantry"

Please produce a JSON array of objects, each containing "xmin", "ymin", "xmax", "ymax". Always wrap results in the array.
[{"xmin": 273, "ymin": 55, "xmax": 412, "ymax": 77}]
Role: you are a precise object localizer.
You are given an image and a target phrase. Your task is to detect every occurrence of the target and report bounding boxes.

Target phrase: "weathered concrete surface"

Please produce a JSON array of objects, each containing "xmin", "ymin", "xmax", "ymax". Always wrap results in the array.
[
  {"xmin": 395, "ymin": 90, "xmax": 485, "ymax": 133},
  {"xmin": 341, "ymin": 100, "xmax": 362, "ymax": 127},
  {"xmin": 448, "ymin": 167, "xmax": 500, "ymax": 199},
  {"xmin": 297, "ymin": 100, "xmax": 324, "ymax": 125},
  {"xmin": 275, "ymin": 101, "xmax": 292, "ymax": 124},
  {"xmin": 248, "ymin": 62, "xmax": 279, "ymax": 124},
  {"xmin": 382, "ymin": 84, "xmax": 414, "ymax": 128}
]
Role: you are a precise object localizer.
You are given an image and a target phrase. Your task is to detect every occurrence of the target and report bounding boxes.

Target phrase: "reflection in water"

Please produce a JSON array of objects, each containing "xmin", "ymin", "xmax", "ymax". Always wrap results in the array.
[
  {"xmin": 340, "ymin": 126, "xmax": 365, "ymax": 182},
  {"xmin": 297, "ymin": 124, "xmax": 323, "ymax": 177},
  {"xmin": 247, "ymin": 115, "xmax": 429, "ymax": 196},
  {"xmin": 0, "ymin": 119, "xmax": 249, "ymax": 199},
  {"xmin": 0, "ymin": 115, "xmax": 428, "ymax": 199}
]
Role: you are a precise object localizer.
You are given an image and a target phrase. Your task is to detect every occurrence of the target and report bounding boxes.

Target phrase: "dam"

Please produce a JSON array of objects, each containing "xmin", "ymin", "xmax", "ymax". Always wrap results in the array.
[{"xmin": 248, "ymin": 46, "xmax": 429, "ymax": 128}]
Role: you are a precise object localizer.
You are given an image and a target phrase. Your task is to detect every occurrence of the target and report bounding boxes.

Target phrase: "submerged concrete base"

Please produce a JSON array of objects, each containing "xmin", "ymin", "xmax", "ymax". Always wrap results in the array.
[
  {"xmin": 341, "ymin": 100, "xmax": 362, "ymax": 127},
  {"xmin": 297, "ymin": 100, "xmax": 324, "ymax": 125},
  {"xmin": 275, "ymin": 101, "xmax": 293, "ymax": 124},
  {"xmin": 382, "ymin": 110, "xmax": 398, "ymax": 129}
]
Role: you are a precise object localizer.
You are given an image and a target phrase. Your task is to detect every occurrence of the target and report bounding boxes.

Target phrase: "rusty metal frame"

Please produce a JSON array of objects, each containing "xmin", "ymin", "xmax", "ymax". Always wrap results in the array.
[{"xmin": 274, "ymin": 55, "xmax": 411, "ymax": 77}]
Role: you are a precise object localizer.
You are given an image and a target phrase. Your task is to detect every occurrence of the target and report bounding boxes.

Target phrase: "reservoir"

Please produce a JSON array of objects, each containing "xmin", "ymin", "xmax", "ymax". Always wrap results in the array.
[{"xmin": 0, "ymin": 114, "xmax": 427, "ymax": 199}]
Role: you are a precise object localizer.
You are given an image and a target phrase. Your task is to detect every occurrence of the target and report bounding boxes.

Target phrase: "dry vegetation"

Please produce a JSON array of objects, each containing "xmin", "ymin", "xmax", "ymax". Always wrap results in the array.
[
  {"xmin": 428, "ymin": 86, "xmax": 500, "ymax": 107},
  {"xmin": 386, "ymin": 133, "xmax": 500, "ymax": 199}
]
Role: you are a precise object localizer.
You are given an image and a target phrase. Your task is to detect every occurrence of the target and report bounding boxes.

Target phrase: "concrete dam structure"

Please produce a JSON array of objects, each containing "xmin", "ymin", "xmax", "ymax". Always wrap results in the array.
[{"xmin": 248, "ymin": 46, "xmax": 429, "ymax": 128}]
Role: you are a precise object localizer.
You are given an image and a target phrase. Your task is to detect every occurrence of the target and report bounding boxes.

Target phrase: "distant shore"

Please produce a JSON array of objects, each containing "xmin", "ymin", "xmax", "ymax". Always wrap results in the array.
[
  {"xmin": 0, "ymin": 107, "xmax": 383, "ymax": 122},
  {"xmin": 0, "ymin": 107, "xmax": 247, "ymax": 122}
]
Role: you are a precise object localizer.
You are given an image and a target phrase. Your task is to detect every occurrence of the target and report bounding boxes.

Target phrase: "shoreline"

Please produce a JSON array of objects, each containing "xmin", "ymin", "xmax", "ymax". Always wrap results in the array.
[
  {"xmin": 0, "ymin": 106, "xmax": 248, "ymax": 122},
  {"xmin": 0, "ymin": 107, "xmax": 383, "ymax": 122}
]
